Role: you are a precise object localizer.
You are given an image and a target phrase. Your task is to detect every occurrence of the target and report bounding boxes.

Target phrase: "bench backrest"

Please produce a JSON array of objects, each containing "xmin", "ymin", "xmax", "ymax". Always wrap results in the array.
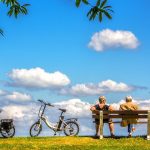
[{"xmin": 92, "ymin": 110, "xmax": 149, "ymax": 119}]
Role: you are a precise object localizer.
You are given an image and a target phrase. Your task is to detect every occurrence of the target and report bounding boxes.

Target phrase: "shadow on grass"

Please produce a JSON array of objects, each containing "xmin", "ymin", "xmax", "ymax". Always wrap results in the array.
[{"xmin": 79, "ymin": 135, "xmax": 147, "ymax": 140}]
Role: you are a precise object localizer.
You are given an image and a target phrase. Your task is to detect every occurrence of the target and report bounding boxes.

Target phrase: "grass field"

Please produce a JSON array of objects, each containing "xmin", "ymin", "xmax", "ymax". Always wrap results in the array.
[{"xmin": 0, "ymin": 136, "xmax": 150, "ymax": 150}]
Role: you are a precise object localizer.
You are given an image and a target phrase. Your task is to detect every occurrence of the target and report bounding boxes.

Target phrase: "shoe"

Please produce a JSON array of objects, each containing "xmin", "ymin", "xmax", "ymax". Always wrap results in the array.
[
  {"xmin": 94, "ymin": 134, "xmax": 98, "ymax": 137},
  {"xmin": 111, "ymin": 133, "xmax": 115, "ymax": 138},
  {"xmin": 128, "ymin": 133, "xmax": 132, "ymax": 138}
]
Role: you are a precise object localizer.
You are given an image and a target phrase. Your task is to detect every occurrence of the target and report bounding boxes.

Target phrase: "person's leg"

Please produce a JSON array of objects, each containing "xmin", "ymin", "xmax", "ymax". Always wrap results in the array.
[
  {"xmin": 108, "ymin": 123, "xmax": 115, "ymax": 137},
  {"xmin": 128, "ymin": 124, "xmax": 133, "ymax": 137},
  {"xmin": 95, "ymin": 124, "xmax": 99, "ymax": 136},
  {"xmin": 128, "ymin": 124, "xmax": 133, "ymax": 133},
  {"xmin": 128, "ymin": 124, "xmax": 130, "ymax": 133},
  {"xmin": 132, "ymin": 124, "xmax": 136, "ymax": 132}
]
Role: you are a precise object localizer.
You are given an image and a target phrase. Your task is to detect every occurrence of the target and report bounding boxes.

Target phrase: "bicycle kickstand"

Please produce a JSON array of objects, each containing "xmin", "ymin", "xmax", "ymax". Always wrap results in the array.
[{"xmin": 54, "ymin": 132, "xmax": 57, "ymax": 136}]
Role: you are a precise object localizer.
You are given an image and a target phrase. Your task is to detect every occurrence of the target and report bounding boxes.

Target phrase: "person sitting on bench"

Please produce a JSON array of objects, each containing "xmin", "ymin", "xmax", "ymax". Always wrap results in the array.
[
  {"xmin": 90, "ymin": 96, "xmax": 115, "ymax": 137},
  {"xmin": 120, "ymin": 96, "xmax": 138, "ymax": 137}
]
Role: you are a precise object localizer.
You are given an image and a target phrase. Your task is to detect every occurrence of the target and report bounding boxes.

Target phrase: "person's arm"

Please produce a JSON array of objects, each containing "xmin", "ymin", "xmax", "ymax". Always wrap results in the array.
[
  {"xmin": 108, "ymin": 105, "xmax": 114, "ymax": 111},
  {"xmin": 90, "ymin": 105, "xmax": 96, "ymax": 111},
  {"xmin": 119, "ymin": 104, "xmax": 124, "ymax": 110},
  {"xmin": 134, "ymin": 103, "xmax": 138, "ymax": 110}
]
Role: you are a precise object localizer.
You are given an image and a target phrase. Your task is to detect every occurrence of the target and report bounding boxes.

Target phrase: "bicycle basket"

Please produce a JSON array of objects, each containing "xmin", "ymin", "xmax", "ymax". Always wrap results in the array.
[{"xmin": 0, "ymin": 119, "xmax": 13, "ymax": 130}]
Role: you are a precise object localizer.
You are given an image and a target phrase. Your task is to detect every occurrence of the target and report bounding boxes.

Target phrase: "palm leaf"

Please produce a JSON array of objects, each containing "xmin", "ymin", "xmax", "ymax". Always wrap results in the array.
[
  {"xmin": 0, "ymin": 29, "xmax": 4, "ymax": 36},
  {"xmin": 82, "ymin": 0, "xmax": 89, "ymax": 5},
  {"xmin": 7, "ymin": 8, "xmax": 13, "ymax": 16},
  {"xmin": 106, "ymin": 8, "xmax": 114, "ymax": 13},
  {"xmin": 21, "ymin": 6, "xmax": 28, "ymax": 14},
  {"xmin": 103, "ymin": 5, "xmax": 112, "ymax": 9},
  {"xmin": 96, "ymin": 0, "xmax": 101, "ymax": 7},
  {"xmin": 75, "ymin": 0, "xmax": 81, "ymax": 7},
  {"xmin": 87, "ymin": 8, "xmax": 93, "ymax": 17},
  {"xmin": 103, "ymin": 10, "xmax": 112, "ymax": 19},
  {"xmin": 100, "ymin": 0, "xmax": 107, "ymax": 8},
  {"xmin": 99, "ymin": 12, "xmax": 103, "ymax": 22},
  {"xmin": 22, "ymin": 4, "xmax": 30, "ymax": 7},
  {"xmin": 89, "ymin": 7, "xmax": 99, "ymax": 20}
]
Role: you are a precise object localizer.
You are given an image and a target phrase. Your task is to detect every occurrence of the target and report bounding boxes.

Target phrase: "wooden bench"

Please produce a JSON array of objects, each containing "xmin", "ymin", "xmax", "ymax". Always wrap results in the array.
[{"xmin": 92, "ymin": 110, "xmax": 150, "ymax": 140}]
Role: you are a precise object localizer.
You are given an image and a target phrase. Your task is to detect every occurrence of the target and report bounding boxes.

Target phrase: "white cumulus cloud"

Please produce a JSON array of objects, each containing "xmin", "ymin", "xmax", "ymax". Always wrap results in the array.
[
  {"xmin": 54, "ymin": 99, "xmax": 91, "ymax": 117},
  {"xmin": 0, "ymin": 90, "xmax": 7, "ymax": 96},
  {"xmin": 4, "ymin": 92, "xmax": 32, "ymax": 101},
  {"xmin": 7, "ymin": 67, "xmax": 71, "ymax": 89},
  {"xmin": 88, "ymin": 29, "xmax": 139, "ymax": 51},
  {"xmin": 1, "ymin": 105, "xmax": 33, "ymax": 119},
  {"xmin": 0, "ymin": 90, "xmax": 32, "ymax": 102},
  {"xmin": 98, "ymin": 80, "xmax": 132, "ymax": 92},
  {"xmin": 60, "ymin": 80, "xmax": 134, "ymax": 96}
]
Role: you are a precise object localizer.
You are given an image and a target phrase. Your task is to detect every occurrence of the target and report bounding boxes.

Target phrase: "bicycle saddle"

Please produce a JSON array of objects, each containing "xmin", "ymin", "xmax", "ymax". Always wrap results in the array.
[{"xmin": 59, "ymin": 108, "xmax": 66, "ymax": 112}]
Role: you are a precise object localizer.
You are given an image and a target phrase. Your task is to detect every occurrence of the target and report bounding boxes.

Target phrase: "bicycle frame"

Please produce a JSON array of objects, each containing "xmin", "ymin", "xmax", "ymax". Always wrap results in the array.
[{"xmin": 37, "ymin": 104, "xmax": 68, "ymax": 131}]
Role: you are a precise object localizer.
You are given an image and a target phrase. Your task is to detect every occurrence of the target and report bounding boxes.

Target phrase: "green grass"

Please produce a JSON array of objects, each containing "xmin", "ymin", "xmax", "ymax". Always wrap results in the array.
[{"xmin": 0, "ymin": 136, "xmax": 150, "ymax": 150}]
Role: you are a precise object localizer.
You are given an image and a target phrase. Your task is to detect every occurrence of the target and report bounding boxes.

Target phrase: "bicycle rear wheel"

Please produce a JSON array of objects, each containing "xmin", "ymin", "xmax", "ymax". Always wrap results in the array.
[
  {"xmin": 30, "ymin": 122, "xmax": 42, "ymax": 137},
  {"xmin": 64, "ymin": 121, "xmax": 79, "ymax": 136},
  {"xmin": 1, "ymin": 126, "xmax": 15, "ymax": 138}
]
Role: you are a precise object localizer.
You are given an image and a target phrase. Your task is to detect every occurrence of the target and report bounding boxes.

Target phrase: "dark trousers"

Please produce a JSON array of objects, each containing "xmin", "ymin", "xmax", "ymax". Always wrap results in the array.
[{"xmin": 128, "ymin": 124, "xmax": 133, "ymax": 133}]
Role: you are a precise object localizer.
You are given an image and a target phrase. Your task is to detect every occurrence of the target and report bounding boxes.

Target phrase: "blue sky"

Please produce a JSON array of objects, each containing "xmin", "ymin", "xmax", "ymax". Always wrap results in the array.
[
  {"xmin": 1, "ymin": 0, "xmax": 150, "ymax": 137},
  {"xmin": 1, "ymin": 0, "xmax": 150, "ymax": 104}
]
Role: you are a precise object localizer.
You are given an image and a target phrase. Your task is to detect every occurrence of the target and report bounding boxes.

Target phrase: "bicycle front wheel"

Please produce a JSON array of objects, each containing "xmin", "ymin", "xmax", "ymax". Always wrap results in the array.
[
  {"xmin": 64, "ymin": 121, "xmax": 79, "ymax": 136},
  {"xmin": 30, "ymin": 122, "xmax": 42, "ymax": 137}
]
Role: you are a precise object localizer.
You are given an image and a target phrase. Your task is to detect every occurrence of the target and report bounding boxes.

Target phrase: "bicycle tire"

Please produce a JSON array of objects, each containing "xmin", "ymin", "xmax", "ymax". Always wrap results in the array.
[
  {"xmin": 64, "ymin": 121, "xmax": 79, "ymax": 136},
  {"xmin": 1, "ymin": 126, "xmax": 15, "ymax": 138},
  {"xmin": 30, "ymin": 122, "xmax": 42, "ymax": 137}
]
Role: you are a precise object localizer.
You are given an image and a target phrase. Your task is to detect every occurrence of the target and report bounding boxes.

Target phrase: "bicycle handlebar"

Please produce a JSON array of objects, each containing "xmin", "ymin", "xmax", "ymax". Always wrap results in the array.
[
  {"xmin": 38, "ymin": 99, "xmax": 54, "ymax": 107},
  {"xmin": 37, "ymin": 99, "xmax": 67, "ymax": 114}
]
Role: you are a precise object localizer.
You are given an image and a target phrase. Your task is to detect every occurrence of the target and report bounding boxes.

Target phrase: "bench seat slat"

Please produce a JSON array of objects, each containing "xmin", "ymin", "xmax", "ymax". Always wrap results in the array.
[{"xmin": 92, "ymin": 110, "xmax": 148, "ymax": 115}]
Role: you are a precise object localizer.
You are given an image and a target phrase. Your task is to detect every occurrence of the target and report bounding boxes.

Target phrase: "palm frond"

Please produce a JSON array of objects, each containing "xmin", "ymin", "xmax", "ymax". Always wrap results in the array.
[
  {"xmin": 0, "ymin": 29, "xmax": 4, "ymax": 36},
  {"xmin": 75, "ymin": 0, "xmax": 81, "ymax": 7},
  {"xmin": 99, "ymin": 12, "xmax": 103, "ymax": 22},
  {"xmin": 103, "ymin": 10, "xmax": 112, "ymax": 19},
  {"xmin": 82, "ymin": 0, "xmax": 89, "ymax": 5},
  {"xmin": 96, "ymin": 0, "xmax": 101, "ymax": 7},
  {"xmin": 100, "ymin": 0, "xmax": 107, "ymax": 8}
]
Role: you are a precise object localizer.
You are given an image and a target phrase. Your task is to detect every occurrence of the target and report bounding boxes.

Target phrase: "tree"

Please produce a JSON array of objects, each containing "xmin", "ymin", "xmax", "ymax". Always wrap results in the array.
[
  {"xmin": 0, "ymin": 0, "xmax": 113, "ymax": 36},
  {"xmin": 75, "ymin": 0, "xmax": 113, "ymax": 22},
  {"xmin": 0, "ymin": 0, "xmax": 30, "ymax": 36}
]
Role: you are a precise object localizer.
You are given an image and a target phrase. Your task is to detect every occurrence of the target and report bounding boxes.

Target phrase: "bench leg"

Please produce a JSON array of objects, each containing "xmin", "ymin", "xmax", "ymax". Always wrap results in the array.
[
  {"xmin": 99, "ymin": 111, "xmax": 103, "ymax": 139},
  {"xmin": 147, "ymin": 111, "xmax": 150, "ymax": 140}
]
